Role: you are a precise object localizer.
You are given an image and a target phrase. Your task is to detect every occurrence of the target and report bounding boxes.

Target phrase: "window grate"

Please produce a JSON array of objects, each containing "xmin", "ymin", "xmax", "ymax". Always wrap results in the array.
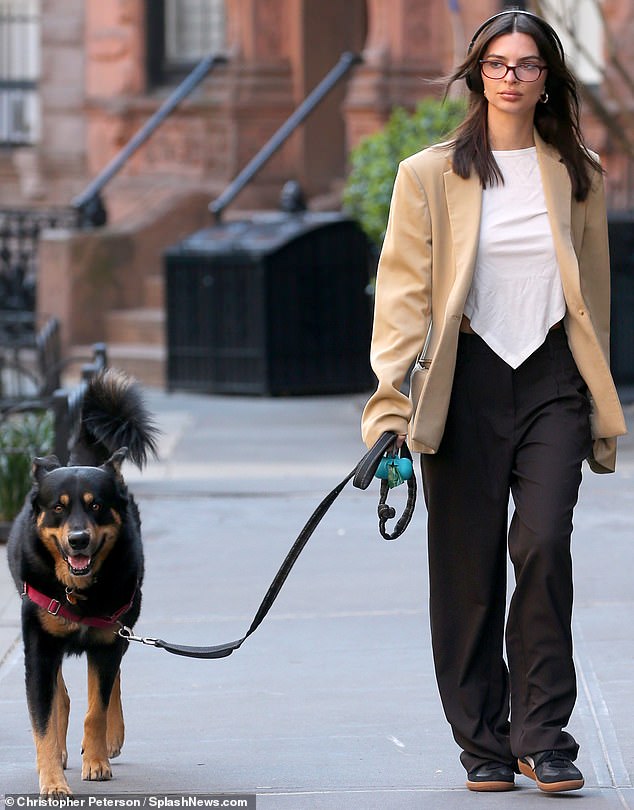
[
  {"xmin": 165, "ymin": 0, "xmax": 226, "ymax": 66},
  {"xmin": 146, "ymin": 0, "xmax": 226, "ymax": 86},
  {"xmin": 0, "ymin": 0, "xmax": 40, "ymax": 145}
]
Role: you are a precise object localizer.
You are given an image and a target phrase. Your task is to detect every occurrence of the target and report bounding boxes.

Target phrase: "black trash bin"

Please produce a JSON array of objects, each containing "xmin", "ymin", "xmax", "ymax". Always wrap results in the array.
[
  {"xmin": 164, "ymin": 211, "xmax": 374, "ymax": 395},
  {"xmin": 608, "ymin": 213, "xmax": 634, "ymax": 386}
]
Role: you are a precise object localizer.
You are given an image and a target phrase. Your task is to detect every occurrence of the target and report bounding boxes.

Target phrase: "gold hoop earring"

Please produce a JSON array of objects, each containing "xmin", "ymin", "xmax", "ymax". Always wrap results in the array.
[{"xmin": 540, "ymin": 91, "xmax": 549, "ymax": 104}]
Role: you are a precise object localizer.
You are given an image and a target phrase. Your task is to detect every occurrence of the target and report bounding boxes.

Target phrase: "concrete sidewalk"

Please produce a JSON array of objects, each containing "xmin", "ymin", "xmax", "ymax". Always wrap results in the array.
[{"xmin": 1, "ymin": 388, "xmax": 633, "ymax": 809}]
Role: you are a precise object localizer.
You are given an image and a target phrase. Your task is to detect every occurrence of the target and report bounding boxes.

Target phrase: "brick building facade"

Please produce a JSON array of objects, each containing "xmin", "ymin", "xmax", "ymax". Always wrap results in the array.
[
  {"xmin": 1, "ymin": 0, "xmax": 632, "ymax": 385},
  {"xmin": 3, "ymin": 0, "xmax": 631, "ymax": 218}
]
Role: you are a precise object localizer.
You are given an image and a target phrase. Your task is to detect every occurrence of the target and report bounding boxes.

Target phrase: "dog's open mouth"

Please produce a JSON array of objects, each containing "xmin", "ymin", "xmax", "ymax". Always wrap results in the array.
[
  {"xmin": 65, "ymin": 554, "xmax": 93, "ymax": 576},
  {"xmin": 62, "ymin": 536, "xmax": 105, "ymax": 576}
]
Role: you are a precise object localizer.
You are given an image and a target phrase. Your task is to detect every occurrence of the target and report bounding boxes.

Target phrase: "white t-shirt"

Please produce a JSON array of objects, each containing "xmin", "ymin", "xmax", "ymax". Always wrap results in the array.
[{"xmin": 463, "ymin": 146, "xmax": 566, "ymax": 368}]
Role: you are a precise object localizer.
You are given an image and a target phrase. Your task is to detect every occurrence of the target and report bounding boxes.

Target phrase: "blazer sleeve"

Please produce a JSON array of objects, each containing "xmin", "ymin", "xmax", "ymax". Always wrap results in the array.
[
  {"xmin": 576, "ymin": 165, "xmax": 624, "ymax": 473},
  {"xmin": 361, "ymin": 160, "xmax": 433, "ymax": 448},
  {"xmin": 577, "ymin": 166, "xmax": 611, "ymax": 365}
]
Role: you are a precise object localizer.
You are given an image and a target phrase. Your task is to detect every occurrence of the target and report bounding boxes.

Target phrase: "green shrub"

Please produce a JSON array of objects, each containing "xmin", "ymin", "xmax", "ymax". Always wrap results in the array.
[
  {"xmin": 0, "ymin": 411, "xmax": 54, "ymax": 522},
  {"xmin": 343, "ymin": 97, "xmax": 467, "ymax": 248}
]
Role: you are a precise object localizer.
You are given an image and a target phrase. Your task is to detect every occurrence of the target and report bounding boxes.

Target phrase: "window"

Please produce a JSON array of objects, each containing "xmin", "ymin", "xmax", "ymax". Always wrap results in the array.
[
  {"xmin": 0, "ymin": 0, "xmax": 40, "ymax": 145},
  {"xmin": 165, "ymin": 0, "xmax": 226, "ymax": 66},
  {"xmin": 147, "ymin": 0, "xmax": 226, "ymax": 86}
]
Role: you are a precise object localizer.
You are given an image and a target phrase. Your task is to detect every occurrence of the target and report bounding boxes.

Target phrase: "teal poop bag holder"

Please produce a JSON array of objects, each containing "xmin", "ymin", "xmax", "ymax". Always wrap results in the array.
[
  {"xmin": 374, "ymin": 452, "xmax": 414, "ymax": 489},
  {"xmin": 373, "ymin": 438, "xmax": 416, "ymax": 541},
  {"xmin": 351, "ymin": 431, "xmax": 417, "ymax": 541}
]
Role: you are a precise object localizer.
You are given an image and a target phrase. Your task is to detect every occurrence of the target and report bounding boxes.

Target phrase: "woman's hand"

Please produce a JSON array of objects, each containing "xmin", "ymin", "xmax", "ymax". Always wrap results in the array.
[{"xmin": 396, "ymin": 433, "xmax": 407, "ymax": 449}]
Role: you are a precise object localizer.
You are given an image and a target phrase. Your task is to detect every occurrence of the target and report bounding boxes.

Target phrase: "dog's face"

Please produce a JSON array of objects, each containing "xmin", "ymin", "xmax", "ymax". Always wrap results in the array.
[{"xmin": 32, "ymin": 450, "xmax": 128, "ymax": 590}]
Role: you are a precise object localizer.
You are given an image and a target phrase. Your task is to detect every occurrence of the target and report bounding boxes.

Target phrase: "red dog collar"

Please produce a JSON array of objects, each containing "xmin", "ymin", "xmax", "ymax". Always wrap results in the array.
[{"xmin": 22, "ymin": 582, "xmax": 136, "ymax": 629}]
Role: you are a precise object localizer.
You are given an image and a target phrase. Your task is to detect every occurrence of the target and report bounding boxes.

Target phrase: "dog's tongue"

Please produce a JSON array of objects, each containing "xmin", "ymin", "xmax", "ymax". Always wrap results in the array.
[{"xmin": 68, "ymin": 555, "xmax": 91, "ymax": 571}]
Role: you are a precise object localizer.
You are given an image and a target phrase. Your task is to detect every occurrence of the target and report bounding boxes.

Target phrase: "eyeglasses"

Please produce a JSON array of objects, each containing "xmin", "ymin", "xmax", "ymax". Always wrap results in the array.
[{"xmin": 479, "ymin": 60, "xmax": 547, "ymax": 82}]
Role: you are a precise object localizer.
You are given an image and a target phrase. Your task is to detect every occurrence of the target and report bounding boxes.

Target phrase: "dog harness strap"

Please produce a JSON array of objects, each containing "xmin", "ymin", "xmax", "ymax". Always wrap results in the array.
[
  {"xmin": 22, "ymin": 582, "xmax": 136, "ymax": 629},
  {"xmin": 143, "ymin": 432, "xmax": 418, "ymax": 660}
]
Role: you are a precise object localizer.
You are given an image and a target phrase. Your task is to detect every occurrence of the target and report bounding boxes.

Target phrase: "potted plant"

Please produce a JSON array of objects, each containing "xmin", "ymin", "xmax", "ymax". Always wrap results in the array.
[
  {"xmin": 343, "ymin": 97, "xmax": 467, "ymax": 251},
  {"xmin": 0, "ymin": 411, "xmax": 54, "ymax": 542}
]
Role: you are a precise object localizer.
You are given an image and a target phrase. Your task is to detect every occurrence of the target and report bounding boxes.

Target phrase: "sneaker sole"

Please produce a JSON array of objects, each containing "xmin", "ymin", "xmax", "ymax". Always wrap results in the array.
[
  {"xmin": 466, "ymin": 779, "xmax": 515, "ymax": 792},
  {"xmin": 518, "ymin": 759, "xmax": 584, "ymax": 792}
]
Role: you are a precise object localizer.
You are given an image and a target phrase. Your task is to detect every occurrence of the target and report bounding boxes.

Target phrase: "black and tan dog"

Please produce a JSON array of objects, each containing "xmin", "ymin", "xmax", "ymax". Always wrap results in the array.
[{"xmin": 8, "ymin": 369, "xmax": 158, "ymax": 796}]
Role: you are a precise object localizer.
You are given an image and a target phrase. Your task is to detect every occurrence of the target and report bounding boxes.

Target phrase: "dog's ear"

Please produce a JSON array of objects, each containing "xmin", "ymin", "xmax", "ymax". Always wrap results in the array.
[
  {"xmin": 32, "ymin": 455, "xmax": 61, "ymax": 484},
  {"xmin": 102, "ymin": 447, "xmax": 128, "ymax": 480},
  {"xmin": 30, "ymin": 456, "xmax": 62, "ymax": 508}
]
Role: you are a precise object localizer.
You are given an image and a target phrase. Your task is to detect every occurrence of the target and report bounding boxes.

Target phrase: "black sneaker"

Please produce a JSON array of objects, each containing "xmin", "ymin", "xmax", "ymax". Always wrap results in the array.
[
  {"xmin": 518, "ymin": 750, "xmax": 584, "ymax": 792},
  {"xmin": 466, "ymin": 761, "xmax": 515, "ymax": 792}
]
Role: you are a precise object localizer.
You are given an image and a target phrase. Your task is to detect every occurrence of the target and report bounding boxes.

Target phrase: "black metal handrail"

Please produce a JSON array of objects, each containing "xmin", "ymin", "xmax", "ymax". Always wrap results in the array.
[
  {"xmin": 209, "ymin": 51, "xmax": 363, "ymax": 221},
  {"xmin": 71, "ymin": 52, "xmax": 227, "ymax": 228}
]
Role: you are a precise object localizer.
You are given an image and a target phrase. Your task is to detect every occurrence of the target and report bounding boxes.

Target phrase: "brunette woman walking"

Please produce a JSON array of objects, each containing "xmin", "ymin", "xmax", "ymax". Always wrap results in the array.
[{"xmin": 362, "ymin": 9, "xmax": 626, "ymax": 794}]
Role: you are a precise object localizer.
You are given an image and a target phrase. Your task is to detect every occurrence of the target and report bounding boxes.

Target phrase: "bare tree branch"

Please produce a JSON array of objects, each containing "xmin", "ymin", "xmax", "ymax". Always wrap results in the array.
[{"xmin": 533, "ymin": 0, "xmax": 634, "ymax": 156}]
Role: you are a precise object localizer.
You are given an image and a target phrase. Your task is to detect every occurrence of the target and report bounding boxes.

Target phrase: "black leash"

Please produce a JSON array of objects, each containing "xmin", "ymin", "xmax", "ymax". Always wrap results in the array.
[{"xmin": 119, "ymin": 432, "xmax": 416, "ymax": 659}]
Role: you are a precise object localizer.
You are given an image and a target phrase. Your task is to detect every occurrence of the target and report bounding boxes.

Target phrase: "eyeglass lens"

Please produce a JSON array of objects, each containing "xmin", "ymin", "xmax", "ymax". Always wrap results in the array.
[{"xmin": 480, "ymin": 62, "xmax": 544, "ymax": 82}]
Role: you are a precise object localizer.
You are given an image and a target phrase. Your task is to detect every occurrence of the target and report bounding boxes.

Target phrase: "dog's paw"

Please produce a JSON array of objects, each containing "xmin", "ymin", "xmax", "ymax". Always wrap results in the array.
[
  {"xmin": 40, "ymin": 777, "xmax": 73, "ymax": 797},
  {"xmin": 107, "ymin": 726, "xmax": 124, "ymax": 759},
  {"xmin": 82, "ymin": 757, "xmax": 112, "ymax": 781}
]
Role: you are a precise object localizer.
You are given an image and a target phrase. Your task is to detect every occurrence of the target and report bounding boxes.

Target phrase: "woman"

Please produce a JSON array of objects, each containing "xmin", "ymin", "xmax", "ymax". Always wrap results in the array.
[{"xmin": 361, "ymin": 9, "xmax": 627, "ymax": 794}]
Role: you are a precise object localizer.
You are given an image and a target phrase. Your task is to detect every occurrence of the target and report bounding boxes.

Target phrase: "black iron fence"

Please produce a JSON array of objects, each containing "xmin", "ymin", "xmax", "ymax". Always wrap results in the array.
[
  {"xmin": 1, "ymin": 330, "xmax": 108, "ymax": 537},
  {"xmin": 1, "ymin": 313, "xmax": 108, "ymax": 460},
  {"xmin": 0, "ymin": 207, "xmax": 80, "ymax": 342}
]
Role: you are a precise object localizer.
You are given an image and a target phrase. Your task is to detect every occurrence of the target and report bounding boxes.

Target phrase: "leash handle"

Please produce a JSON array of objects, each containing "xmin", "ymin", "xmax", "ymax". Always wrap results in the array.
[
  {"xmin": 150, "ymin": 637, "xmax": 241, "ymax": 659},
  {"xmin": 377, "ymin": 442, "xmax": 417, "ymax": 541},
  {"xmin": 354, "ymin": 432, "xmax": 417, "ymax": 540},
  {"xmin": 352, "ymin": 431, "xmax": 398, "ymax": 489}
]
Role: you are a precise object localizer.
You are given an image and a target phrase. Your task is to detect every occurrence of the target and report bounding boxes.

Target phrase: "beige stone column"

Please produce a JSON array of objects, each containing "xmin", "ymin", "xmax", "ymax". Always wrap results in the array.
[
  {"xmin": 84, "ymin": 0, "xmax": 146, "ymax": 179},
  {"xmin": 34, "ymin": 0, "xmax": 88, "ymax": 203},
  {"xmin": 218, "ymin": 0, "xmax": 366, "ymax": 210},
  {"xmin": 288, "ymin": 1, "xmax": 367, "ymax": 200},
  {"xmin": 595, "ymin": 0, "xmax": 634, "ymax": 208},
  {"xmin": 343, "ymin": 0, "xmax": 453, "ymax": 147},
  {"xmin": 216, "ymin": 0, "xmax": 296, "ymax": 210},
  {"xmin": 343, "ymin": 0, "xmax": 501, "ymax": 148}
]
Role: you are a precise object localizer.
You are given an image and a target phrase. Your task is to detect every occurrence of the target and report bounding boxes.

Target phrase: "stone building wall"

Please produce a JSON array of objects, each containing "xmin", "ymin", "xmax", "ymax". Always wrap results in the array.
[
  {"xmin": 599, "ymin": 0, "xmax": 634, "ymax": 209},
  {"xmin": 1, "ymin": 0, "xmax": 632, "ymax": 215},
  {"xmin": 0, "ymin": 0, "xmax": 86, "ymax": 205}
]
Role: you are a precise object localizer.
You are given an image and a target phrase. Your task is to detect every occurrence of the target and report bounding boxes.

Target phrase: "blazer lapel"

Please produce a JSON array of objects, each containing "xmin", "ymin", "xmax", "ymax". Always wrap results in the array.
[
  {"xmin": 535, "ymin": 132, "xmax": 584, "ymax": 307},
  {"xmin": 443, "ymin": 135, "xmax": 582, "ymax": 315},
  {"xmin": 443, "ymin": 168, "xmax": 482, "ymax": 313}
]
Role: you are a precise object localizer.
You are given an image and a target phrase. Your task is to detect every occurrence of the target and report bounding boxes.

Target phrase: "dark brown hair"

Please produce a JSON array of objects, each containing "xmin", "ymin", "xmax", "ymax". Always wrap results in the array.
[{"xmin": 446, "ymin": 10, "xmax": 601, "ymax": 201}]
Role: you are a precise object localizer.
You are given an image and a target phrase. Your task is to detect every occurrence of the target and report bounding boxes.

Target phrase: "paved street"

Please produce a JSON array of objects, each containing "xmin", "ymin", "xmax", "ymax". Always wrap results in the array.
[{"xmin": 1, "ymin": 388, "xmax": 633, "ymax": 808}]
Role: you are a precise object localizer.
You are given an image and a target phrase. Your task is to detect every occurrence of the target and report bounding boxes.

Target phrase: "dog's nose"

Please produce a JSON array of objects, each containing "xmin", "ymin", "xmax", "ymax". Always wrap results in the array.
[{"xmin": 68, "ymin": 530, "xmax": 90, "ymax": 550}]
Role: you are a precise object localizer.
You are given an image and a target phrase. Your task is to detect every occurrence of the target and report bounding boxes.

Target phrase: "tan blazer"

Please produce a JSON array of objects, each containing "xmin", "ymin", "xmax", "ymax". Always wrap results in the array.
[{"xmin": 362, "ymin": 131, "xmax": 627, "ymax": 473}]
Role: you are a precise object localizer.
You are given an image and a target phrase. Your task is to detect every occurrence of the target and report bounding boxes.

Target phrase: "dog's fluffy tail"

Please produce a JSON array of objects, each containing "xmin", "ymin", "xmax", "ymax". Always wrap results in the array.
[{"xmin": 69, "ymin": 369, "xmax": 160, "ymax": 469}]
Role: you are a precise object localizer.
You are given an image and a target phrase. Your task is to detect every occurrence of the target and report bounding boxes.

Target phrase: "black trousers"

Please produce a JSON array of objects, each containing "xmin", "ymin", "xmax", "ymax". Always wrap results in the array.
[{"xmin": 421, "ymin": 327, "xmax": 592, "ymax": 773}]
